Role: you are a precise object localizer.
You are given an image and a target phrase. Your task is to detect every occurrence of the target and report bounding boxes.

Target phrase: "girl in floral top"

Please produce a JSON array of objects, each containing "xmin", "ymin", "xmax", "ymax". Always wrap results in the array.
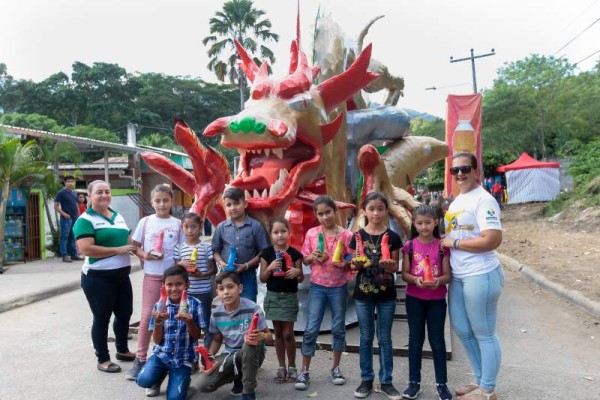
[
  {"xmin": 294, "ymin": 196, "xmax": 353, "ymax": 391},
  {"xmin": 349, "ymin": 192, "xmax": 402, "ymax": 399}
]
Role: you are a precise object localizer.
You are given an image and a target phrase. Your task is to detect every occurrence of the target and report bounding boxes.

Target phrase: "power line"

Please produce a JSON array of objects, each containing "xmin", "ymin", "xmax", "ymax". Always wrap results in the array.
[
  {"xmin": 565, "ymin": 0, "xmax": 598, "ymax": 29},
  {"xmin": 553, "ymin": 16, "xmax": 600, "ymax": 55},
  {"xmin": 425, "ymin": 82, "xmax": 471, "ymax": 91},
  {"xmin": 574, "ymin": 48, "xmax": 600, "ymax": 66}
]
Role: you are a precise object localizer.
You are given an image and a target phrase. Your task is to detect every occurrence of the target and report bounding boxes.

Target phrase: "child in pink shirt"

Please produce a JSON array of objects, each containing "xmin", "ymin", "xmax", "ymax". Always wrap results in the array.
[
  {"xmin": 401, "ymin": 205, "xmax": 452, "ymax": 400},
  {"xmin": 294, "ymin": 196, "xmax": 353, "ymax": 391}
]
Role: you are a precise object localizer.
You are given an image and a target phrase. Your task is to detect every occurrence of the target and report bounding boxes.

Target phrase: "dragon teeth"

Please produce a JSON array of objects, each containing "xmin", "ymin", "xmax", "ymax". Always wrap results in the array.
[
  {"xmin": 238, "ymin": 149, "xmax": 246, "ymax": 157},
  {"xmin": 264, "ymin": 148, "xmax": 270, "ymax": 156},
  {"xmin": 272, "ymin": 148, "xmax": 283, "ymax": 159},
  {"xmin": 253, "ymin": 189, "xmax": 260, "ymax": 198},
  {"xmin": 261, "ymin": 189, "xmax": 268, "ymax": 198},
  {"xmin": 245, "ymin": 190, "xmax": 251, "ymax": 199}
]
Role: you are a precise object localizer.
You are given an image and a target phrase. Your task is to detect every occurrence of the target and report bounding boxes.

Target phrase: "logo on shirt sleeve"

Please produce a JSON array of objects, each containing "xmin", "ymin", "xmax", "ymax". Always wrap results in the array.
[{"xmin": 486, "ymin": 208, "xmax": 499, "ymax": 221}]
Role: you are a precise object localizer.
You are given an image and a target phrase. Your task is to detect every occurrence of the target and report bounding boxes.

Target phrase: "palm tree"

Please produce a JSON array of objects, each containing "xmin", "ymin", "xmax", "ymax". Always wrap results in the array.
[
  {"xmin": 36, "ymin": 137, "xmax": 82, "ymax": 236},
  {"xmin": 0, "ymin": 131, "xmax": 49, "ymax": 270},
  {"xmin": 202, "ymin": 0, "xmax": 279, "ymax": 110}
]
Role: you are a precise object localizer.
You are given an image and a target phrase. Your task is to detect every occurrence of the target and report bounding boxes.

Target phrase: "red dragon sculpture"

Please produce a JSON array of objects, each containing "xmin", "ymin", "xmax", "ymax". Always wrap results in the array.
[{"xmin": 142, "ymin": 32, "xmax": 379, "ymax": 248}]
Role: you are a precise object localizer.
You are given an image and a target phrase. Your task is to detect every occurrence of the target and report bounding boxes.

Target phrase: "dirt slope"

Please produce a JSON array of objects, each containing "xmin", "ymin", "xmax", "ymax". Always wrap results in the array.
[{"xmin": 499, "ymin": 203, "xmax": 600, "ymax": 302}]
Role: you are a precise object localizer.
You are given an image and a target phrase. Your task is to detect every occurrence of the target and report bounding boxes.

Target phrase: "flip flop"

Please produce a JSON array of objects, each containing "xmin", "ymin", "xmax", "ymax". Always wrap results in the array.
[
  {"xmin": 97, "ymin": 362, "xmax": 122, "ymax": 373},
  {"xmin": 115, "ymin": 352, "xmax": 136, "ymax": 361}
]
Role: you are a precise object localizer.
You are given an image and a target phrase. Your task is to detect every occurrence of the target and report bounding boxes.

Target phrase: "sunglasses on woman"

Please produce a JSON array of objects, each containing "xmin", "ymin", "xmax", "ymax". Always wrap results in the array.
[{"xmin": 449, "ymin": 165, "xmax": 473, "ymax": 175}]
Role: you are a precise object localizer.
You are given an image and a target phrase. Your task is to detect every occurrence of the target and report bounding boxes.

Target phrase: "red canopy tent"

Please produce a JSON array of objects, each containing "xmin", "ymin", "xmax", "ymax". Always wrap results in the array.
[
  {"xmin": 497, "ymin": 152, "xmax": 559, "ymax": 172},
  {"xmin": 497, "ymin": 153, "xmax": 560, "ymax": 203}
]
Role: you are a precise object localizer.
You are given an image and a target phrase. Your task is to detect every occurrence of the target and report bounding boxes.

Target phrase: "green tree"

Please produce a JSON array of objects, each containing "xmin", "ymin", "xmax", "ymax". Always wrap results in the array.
[
  {"xmin": 70, "ymin": 61, "xmax": 142, "ymax": 134},
  {"xmin": 410, "ymin": 117, "xmax": 445, "ymax": 140},
  {"xmin": 0, "ymin": 130, "xmax": 49, "ymax": 269},
  {"xmin": 0, "ymin": 113, "xmax": 60, "ymax": 131},
  {"xmin": 202, "ymin": 0, "xmax": 279, "ymax": 109},
  {"xmin": 36, "ymin": 137, "xmax": 81, "ymax": 235},
  {"xmin": 138, "ymin": 133, "xmax": 181, "ymax": 151},
  {"xmin": 482, "ymin": 55, "xmax": 575, "ymax": 159}
]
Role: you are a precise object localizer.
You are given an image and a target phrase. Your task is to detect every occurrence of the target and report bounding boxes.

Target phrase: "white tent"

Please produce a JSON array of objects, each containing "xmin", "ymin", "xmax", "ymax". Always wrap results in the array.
[{"xmin": 497, "ymin": 153, "xmax": 560, "ymax": 204}]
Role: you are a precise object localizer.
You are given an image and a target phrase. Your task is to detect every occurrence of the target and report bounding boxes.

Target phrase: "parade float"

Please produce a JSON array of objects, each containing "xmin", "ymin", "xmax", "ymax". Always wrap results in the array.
[{"xmin": 140, "ymin": 12, "xmax": 448, "ymax": 330}]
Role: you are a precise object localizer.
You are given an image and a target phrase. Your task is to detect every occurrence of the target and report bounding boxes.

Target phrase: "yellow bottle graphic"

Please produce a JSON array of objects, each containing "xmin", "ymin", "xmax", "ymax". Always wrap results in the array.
[{"xmin": 452, "ymin": 115, "xmax": 476, "ymax": 154}]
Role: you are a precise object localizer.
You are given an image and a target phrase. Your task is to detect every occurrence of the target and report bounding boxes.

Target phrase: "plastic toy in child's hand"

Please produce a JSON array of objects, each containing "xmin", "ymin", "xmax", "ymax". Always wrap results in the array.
[
  {"xmin": 195, "ymin": 345, "xmax": 213, "ymax": 370},
  {"xmin": 224, "ymin": 246, "xmax": 237, "ymax": 272},
  {"xmin": 332, "ymin": 240, "xmax": 343, "ymax": 263},
  {"xmin": 179, "ymin": 290, "xmax": 188, "ymax": 315},
  {"xmin": 158, "ymin": 284, "xmax": 167, "ymax": 313},
  {"xmin": 380, "ymin": 233, "xmax": 392, "ymax": 261},
  {"xmin": 245, "ymin": 312, "xmax": 260, "ymax": 345},
  {"xmin": 316, "ymin": 233, "xmax": 328, "ymax": 261},
  {"xmin": 422, "ymin": 255, "xmax": 435, "ymax": 286},
  {"xmin": 273, "ymin": 251, "xmax": 286, "ymax": 277},
  {"xmin": 352, "ymin": 232, "xmax": 371, "ymax": 267},
  {"xmin": 187, "ymin": 247, "xmax": 198, "ymax": 273},
  {"xmin": 282, "ymin": 252, "xmax": 295, "ymax": 278},
  {"xmin": 150, "ymin": 231, "xmax": 165, "ymax": 258}
]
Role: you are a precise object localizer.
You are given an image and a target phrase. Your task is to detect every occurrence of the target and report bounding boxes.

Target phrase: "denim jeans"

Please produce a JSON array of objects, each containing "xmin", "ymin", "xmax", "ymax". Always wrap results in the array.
[
  {"xmin": 355, "ymin": 299, "xmax": 396, "ymax": 384},
  {"xmin": 301, "ymin": 283, "xmax": 348, "ymax": 357},
  {"xmin": 59, "ymin": 216, "xmax": 77, "ymax": 257},
  {"xmin": 239, "ymin": 268, "xmax": 258, "ymax": 302},
  {"xmin": 405, "ymin": 295, "xmax": 448, "ymax": 385},
  {"xmin": 190, "ymin": 292, "xmax": 214, "ymax": 348},
  {"xmin": 449, "ymin": 266, "xmax": 504, "ymax": 391},
  {"xmin": 137, "ymin": 354, "xmax": 191, "ymax": 400},
  {"xmin": 80, "ymin": 267, "xmax": 133, "ymax": 363}
]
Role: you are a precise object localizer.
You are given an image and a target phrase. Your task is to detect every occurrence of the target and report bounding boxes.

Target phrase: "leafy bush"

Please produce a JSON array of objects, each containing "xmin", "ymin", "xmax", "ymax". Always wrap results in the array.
[{"xmin": 544, "ymin": 139, "xmax": 600, "ymax": 214}]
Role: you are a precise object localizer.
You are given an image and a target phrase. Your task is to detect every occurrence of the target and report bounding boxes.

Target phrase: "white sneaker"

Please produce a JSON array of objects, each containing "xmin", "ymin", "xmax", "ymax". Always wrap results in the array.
[{"xmin": 330, "ymin": 366, "xmax": 346, "ymax": 385}]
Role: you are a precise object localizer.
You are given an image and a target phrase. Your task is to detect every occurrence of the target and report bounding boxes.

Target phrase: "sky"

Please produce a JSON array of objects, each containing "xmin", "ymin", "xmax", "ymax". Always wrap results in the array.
[{"xmin": 1, "ymin": 0, "xmax": 599, "ymax": 118}]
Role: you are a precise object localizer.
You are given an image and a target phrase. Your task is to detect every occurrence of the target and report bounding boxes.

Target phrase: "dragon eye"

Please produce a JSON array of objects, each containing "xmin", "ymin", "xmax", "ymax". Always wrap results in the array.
[{"xmin": 287, "ymin": 93, "xmax": 313, "ymax": 112}]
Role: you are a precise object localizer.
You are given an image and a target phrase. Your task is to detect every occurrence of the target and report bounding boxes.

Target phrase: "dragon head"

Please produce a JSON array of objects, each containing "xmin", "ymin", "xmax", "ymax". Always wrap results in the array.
[{"xmin": 203, "ymin": 39, "xmax": 378, "ymax": 226}]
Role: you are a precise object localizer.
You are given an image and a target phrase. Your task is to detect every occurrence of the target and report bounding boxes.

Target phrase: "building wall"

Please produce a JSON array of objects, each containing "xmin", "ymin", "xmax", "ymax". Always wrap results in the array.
[{"xmin": 46, "ymin": 195, "xmax": 140, "ymax": 254}]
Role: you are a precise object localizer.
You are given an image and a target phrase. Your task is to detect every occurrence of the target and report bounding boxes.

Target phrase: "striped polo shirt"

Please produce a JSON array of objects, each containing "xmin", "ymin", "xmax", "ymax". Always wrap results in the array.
[
  {"xmin": 73, "ymin": 207, "xmax": 130, "ymax": 274},
  {"xmin": 208, "ymin": 298, "xmax": 267, "ymax": 353},
  {"xmin": 174, "ymin": 241, "xmax": 213, "ymax": 295}
]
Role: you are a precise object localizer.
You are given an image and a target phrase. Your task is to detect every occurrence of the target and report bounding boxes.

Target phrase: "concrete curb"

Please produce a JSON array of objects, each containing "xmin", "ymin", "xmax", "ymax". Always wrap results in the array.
[
  {"xmin": 0, "ymin": 262, "xmax": 142, "ymax": 314},
  {"xmin": 498, "ymin": 252, "xmax": 600, "ymax": 318}
]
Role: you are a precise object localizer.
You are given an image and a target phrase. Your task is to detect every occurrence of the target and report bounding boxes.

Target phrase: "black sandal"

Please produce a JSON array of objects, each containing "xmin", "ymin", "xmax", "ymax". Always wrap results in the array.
[
  {"xmin": 97, "ymin": 362, "xmax": 121, "ymax": 373},
  {"xmin": 115, "ymin": 352, "xmax": 136, "ymax": 361}
]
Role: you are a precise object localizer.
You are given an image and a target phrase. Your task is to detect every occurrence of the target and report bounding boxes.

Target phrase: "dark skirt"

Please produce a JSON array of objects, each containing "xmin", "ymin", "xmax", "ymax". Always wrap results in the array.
[{"xmin": 264, "ymin": 291, "xmax": 299, "ymax": 322}]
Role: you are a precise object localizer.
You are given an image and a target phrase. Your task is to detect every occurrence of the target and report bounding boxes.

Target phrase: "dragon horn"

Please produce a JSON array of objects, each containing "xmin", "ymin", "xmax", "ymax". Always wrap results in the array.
[
  {"xmin": 234, "ymin": 39, "xmax": 259, "ymax": 83},
  {"xmin": 289, "ymin": 40, "xmax": 298, "ymax": 74},
  {"xmin": 316, "ymin": 43, "xmax": 379, "ymax": 114}
]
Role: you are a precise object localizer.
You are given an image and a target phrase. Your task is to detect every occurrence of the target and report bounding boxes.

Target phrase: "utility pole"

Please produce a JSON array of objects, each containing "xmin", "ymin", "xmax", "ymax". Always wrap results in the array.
[{"xmin": 450, "ymin": 48, "xmax": 495, "ymax": 93}]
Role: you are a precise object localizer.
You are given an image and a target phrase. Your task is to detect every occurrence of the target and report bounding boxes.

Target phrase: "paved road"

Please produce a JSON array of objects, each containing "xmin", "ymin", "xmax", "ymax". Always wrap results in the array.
[{"xmin": 0, "ymin": 268, "xmax": 598, "ymax": 399}]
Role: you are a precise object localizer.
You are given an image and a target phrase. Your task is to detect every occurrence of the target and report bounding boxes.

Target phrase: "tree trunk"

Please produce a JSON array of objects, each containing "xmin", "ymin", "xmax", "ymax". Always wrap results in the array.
[
  {"xmin": 0, "ymin": 180, "xmax": 9, "ymax": 270},
  {"xmin": 238, "ymin": 66, "xmax": 246, "ymax": 111}
]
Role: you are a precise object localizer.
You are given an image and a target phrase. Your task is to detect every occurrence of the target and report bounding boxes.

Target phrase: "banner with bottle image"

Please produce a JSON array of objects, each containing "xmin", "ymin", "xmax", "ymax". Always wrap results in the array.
[{"xmin": 444, "ymin": 94, "xmax": 482, "ymax": 198}]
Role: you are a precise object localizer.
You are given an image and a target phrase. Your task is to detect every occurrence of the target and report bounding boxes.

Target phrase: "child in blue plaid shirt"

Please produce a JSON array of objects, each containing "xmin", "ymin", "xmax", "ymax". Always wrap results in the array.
[{"xmin": 136, "ymin": 266, "xmax": 204, "ymax": 400}]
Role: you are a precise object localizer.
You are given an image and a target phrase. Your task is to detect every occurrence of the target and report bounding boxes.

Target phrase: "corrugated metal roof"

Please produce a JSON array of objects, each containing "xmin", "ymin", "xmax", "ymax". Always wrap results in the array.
[{"xmin": 0, "ymin": 124, "xmax": 188, "ymax": 157}]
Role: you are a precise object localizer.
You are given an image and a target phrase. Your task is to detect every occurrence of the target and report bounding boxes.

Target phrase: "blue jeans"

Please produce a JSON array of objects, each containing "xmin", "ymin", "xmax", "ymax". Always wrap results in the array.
[
  {"xmin": 190, "ymin": 292, "xmax": 214, "ymax": 348},
  {"xmin": 239, "ymin": 268, "xmax": 258, "ymax": 302},
  {"xmin": 59, "ymin": 216, "xmax": 77, "ymax": 257},
  {"xmin": 137, "ymin": 354, "xmax": 191, "ymax": 400},
  {"xmin": 405, "ymin": 295, "xmax": 447, "ymax": 385},
  {"xmin": 355, "ymin": 299, "xmax": 396, "ymax": 383},
  {"xmin": 449, "ymin": 266, "xmax": 504, "ymax": 391},
  {"xmin": 301, "ymin": 283, "xmax": 348, "ymax": 357}
]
